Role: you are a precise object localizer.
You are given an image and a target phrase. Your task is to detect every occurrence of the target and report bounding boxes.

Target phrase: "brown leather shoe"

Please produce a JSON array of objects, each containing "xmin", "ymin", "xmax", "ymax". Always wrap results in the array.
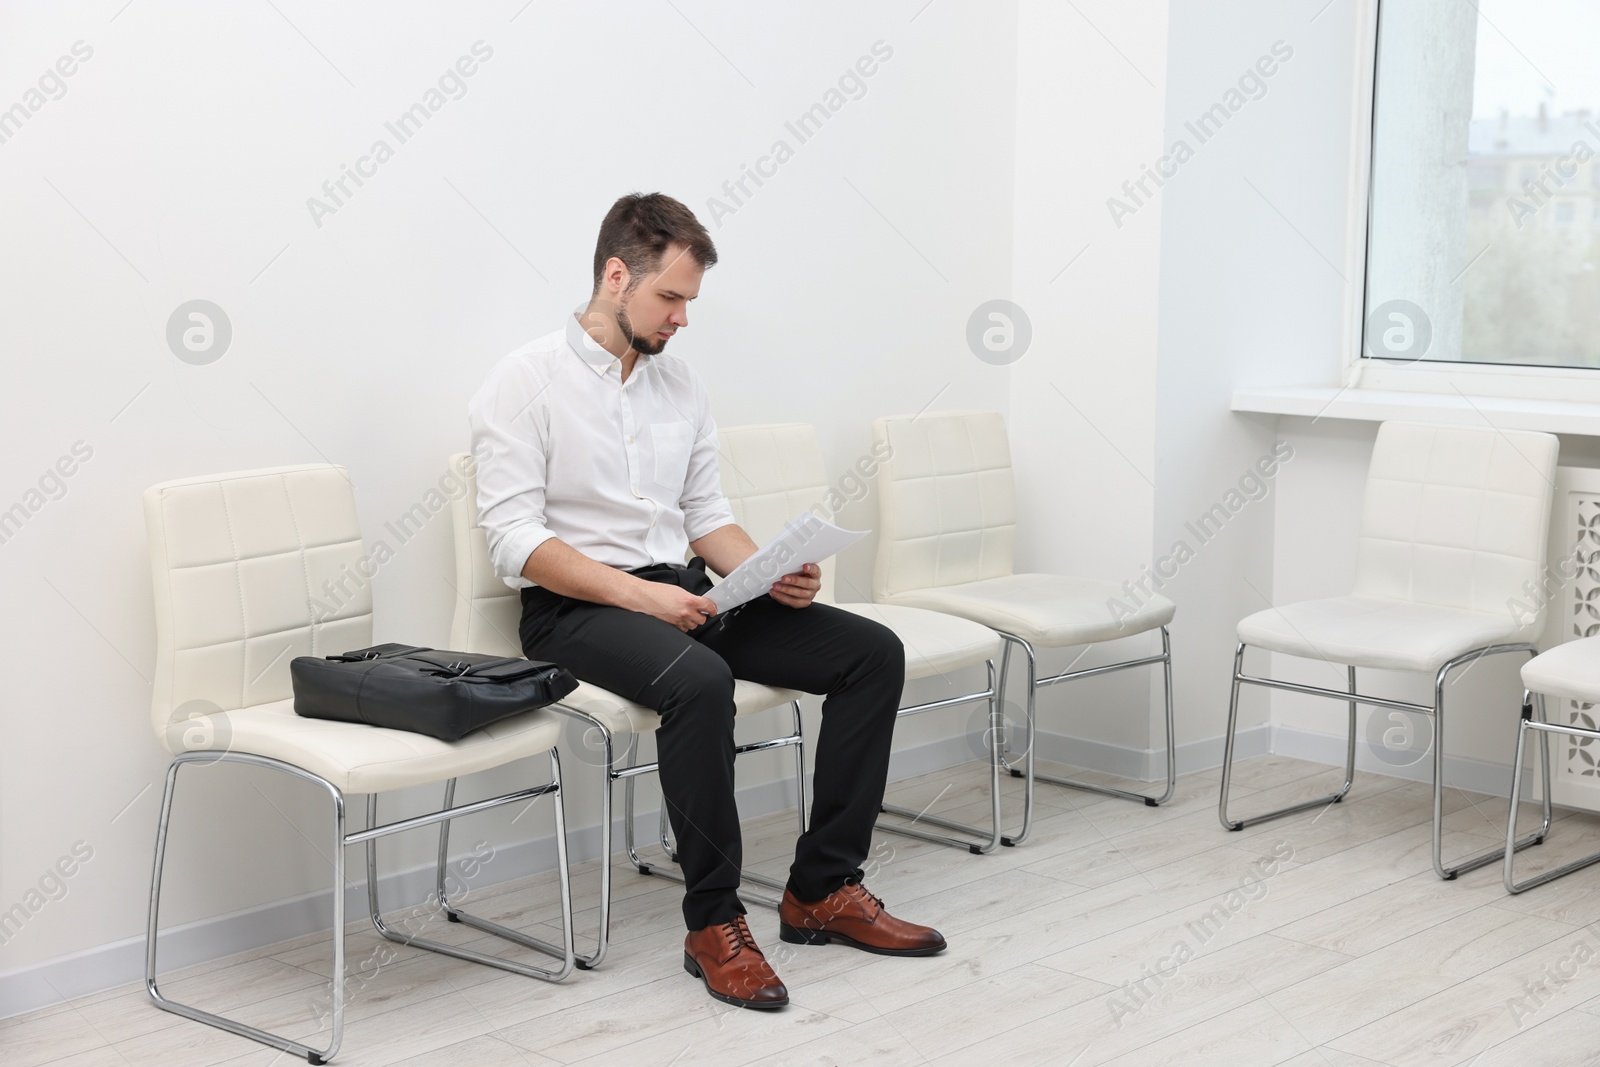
[
  {"xmin": 779, "ymin": 882, "xmax": 947, "ymax": 956},
  {"xmin": 683, "ymin": 915, "xmax": 789, "ymax": 1010}
]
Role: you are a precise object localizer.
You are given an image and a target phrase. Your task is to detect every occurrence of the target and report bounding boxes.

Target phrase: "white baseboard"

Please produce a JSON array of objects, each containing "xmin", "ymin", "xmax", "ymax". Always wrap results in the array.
[
  {"xmin": 0, "ymin": 718, "xmax": 1272, "ymax": 1019},
  {"xmin": 1270, "ymin": 723, "xmax": 1516, "ymax": 798},
  {"xmin": 1029, "ymin": 722, "xmax": 1272, "ymax": 781}
]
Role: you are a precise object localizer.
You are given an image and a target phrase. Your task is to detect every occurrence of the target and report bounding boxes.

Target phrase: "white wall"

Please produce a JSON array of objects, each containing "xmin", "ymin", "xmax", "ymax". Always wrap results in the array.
[
  {"xmin": 1154, "ymin": 0, "xmax": 1365, "ymax": 751},
  {"xmin": 1002, "ymin": 0, "xmax": 1370, "ymax": 770},
  {"xmin": 1009, "ymin": 0, "xmax": 1170, "ymax": 755},
  {"xmin": 1005, "ymin": 0, "xmax": 1379, "ymax": 775},
  {"xmin": 2, "ymin": 0, "xmax": 1494, "ymax": 1014},
  {"xmin": 0, "ymin": 0, "xmax": 1016, "ymax": 994}
]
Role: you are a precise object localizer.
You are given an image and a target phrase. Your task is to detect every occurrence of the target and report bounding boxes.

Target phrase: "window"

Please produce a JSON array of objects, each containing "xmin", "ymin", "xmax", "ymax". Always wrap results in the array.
[{"xmin": 1364, "ymin": 0, "xmax": 1600, "ymax": 369}]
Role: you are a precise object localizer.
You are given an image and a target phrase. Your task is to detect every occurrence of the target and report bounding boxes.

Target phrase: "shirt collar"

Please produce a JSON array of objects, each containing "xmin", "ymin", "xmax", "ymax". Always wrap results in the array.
[{"xmin": 566, "ymin": 312, "xmax": 620, "ymax": 377}]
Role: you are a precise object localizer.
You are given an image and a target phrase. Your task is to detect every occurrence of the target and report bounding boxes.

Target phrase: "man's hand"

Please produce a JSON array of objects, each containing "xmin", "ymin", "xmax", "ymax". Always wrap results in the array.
[
  {"xmin": 770, "ymin": 563, "xmax": 821, "ymax": 609},
  {"xmin": 629, "ymin": 580, "xmax": 719, "ymax": 632}
]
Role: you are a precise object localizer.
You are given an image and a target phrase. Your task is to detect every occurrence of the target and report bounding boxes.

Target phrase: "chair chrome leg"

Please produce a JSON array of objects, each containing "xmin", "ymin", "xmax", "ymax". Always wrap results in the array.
[
  {"xmin": 540, "ymin": 707, "xmax": 617, "ymax": 969},
  {"xmin": 592, "ymin": 730, "xmax": 617, "ymax": 970},
  {"xmin": 543, "ymin": 710, "xmax": 625, "ymax": 969},
  {"xmin": 658, "ymin": 800, "xmax": 678, "ymax": 862},
  {"xmin": 620, "ymin": 739, "xmax": 682, "ymax": 883},
  {"xmin": 1434, "ymin": 645, "xmax": 1547, "ymax": 879},
  {"xmin": 1002, "ymin": 635, "xmax": 1038, "ymax": 846},
  {"xmin": 148, "ymin": 750, "xmax": 576, "ymax": 1062},
  {"xmin": 625, "ymin": 797, "xmax": 784, "ymax": 909},
  {"xmin": 654, "ymin": 704, "xmax": 807, "ymax": 854},
  {"xmin": 1342, "ymin": 665, "xmax": 1358, "ymax": 796},
  {"xmin": 1506, "ymin": 692, "xmax": 1575, "ymax": 893},
  {"xmin": 985, "ymin": 660, "xmax": 1003, "ymax": 848},
  {"xmin": 146, "ymin": 753, "xmax": 346, "ymax": 1065},
  {"xmin": 1538, "ymin": 691, "xmax": 1554, "ymax": 840},
  {"xmin": 1218, "ymin": 643, "xmax": 1248, "ymax": 831},
  {"xmin": 791, "ymin": 701, "xmax": 809, "ymax": 836},
  {"xmin": 586, "ymin": 723, "xmax": 616, "ymax": 969},
  {"xmin": 622, "ymin": 741, "xmax": 666, "ymax": 883},
  {"xmin": 434, "ymin": 778, "xmax": 458, "ymax": 904},
  {"xmin": 1157, "ymin": 627, "xmax": 1178, "ymax": 804},
  {"xmin": 623, "ymin": 745, "xmax": 643, "ymax": 871},
  {"xmin": 714, "ymin": 701, "xmax": 813, "ymax": 891},
  {"xmin": 998, "ymin": 627, "xmax": 1178, "ymax": 819},
  {"xmin": 877, "ymin": 659, "xmax": 1006, "ymax": 854},
  {"xmin": 1218, "ymin": 646, "xmax": 1357, "ymax": 830},
  {"xmin": 994, "ymin": 636, "xmax": 1014, "ymax": 756},
  {"xmin": 1023, "ymin": 627, "xmax": 1180, "ymax": 807},
  {"xmin": 619, "ymin": 708, "xmax": 807, "ymax": 910},
  {"xmin": 365, "ymin": 755, "xmax": 575, "ymax": 980}
]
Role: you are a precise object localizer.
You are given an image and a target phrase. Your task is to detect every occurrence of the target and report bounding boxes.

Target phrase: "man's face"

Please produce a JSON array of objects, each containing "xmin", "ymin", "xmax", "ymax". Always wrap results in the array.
[{"xmin": 613, "ymin": 242, "xmax": 704, "ymax": 356}]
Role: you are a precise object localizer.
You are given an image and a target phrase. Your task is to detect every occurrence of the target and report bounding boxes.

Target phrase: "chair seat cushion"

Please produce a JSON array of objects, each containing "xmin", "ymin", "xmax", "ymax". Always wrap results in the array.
[
  {"xmin": 179, "ymin": 699, "xmax": 563, "ymax": 794},
  {"xmin": 554, "ymin": 679, "xmax": 801, "ymax": 737},
  {"xmin": 833, "ymin": 602, "xmax": 1000, "ymax": 680},
  {"xmin": 1523, "ymin": 637, "xmax": 1600, "ymax": 705},
  {"xmin": 1237, "ymin": 595, "xmax": 1534, "ymax": 673},
  {"xmin": 881, "ymin": 573, "xmax": 1175, "ymax": 647}
]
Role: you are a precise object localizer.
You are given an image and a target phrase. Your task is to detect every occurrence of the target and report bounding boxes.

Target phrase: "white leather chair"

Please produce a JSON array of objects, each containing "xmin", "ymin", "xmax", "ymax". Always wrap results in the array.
[
  {"xmin": 1504, "ymin": 639, "xmax": 1591, "ymax": 893},
  {"xmin": 870, "ymin": 410, "xmax": 1178, "ymax": 847},
  {"xmin": 1217, "ymin": 421, "xmax": 1560, "ymax": 882},
  {"xmin": 446, "ymin": 453, "xmax": 805, "ymax": 967},
  {"xmin": 716, "ymin": 423, "xmax": 1007, "ymax": 853},
  {"xmin": 143, "ymin": 464, "xmax": 574, "ymax": 1065}
]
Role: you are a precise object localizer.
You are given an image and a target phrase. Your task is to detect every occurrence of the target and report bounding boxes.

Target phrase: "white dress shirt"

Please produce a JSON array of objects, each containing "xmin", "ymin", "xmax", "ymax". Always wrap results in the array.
[{"xmin": 468, "ymin": 311, "xmax": 736, "ymax": 589}]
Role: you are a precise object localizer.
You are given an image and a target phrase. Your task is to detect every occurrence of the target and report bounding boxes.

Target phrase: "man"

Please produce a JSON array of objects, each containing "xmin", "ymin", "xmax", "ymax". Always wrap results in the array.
[{"xmin": 468, "ymin": 192, "xmax": 945, "ymax": 1010}]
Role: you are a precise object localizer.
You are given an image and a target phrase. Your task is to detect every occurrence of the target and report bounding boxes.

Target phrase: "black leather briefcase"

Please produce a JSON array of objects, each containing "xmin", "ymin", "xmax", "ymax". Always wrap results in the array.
[{"xmin": 290, "ymin": 643, "xmax": 578, "ymax": 742}]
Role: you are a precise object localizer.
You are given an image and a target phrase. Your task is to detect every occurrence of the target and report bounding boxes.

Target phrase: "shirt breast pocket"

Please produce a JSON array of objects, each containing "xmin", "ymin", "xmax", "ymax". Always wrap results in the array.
[{"xmin": 650, "ymin": 421, "xmax": 695, "ymax": 491}]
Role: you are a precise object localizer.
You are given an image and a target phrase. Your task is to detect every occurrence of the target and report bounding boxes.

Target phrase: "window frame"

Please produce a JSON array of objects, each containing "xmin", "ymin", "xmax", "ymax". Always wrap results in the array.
[{"xmin": 1347, "ymin": 0, "xmax": 1600, "ymax": 401}]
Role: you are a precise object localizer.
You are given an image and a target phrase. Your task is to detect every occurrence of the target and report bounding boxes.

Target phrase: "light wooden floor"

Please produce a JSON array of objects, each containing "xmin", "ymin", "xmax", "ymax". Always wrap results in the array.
[{"xmin": 10, "ymin": 754, "xmax": 1600, "ymax": 1067}]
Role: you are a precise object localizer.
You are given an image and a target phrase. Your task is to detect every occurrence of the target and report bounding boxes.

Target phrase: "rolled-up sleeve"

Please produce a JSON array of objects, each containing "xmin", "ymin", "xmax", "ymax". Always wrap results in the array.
[
  {"xmin": 679, "ymin": 372, "xmax": 736, "ymax": 541},
  {"xmin": 468, "ymin": 361, "xmax": 555, "ymax": 588}
]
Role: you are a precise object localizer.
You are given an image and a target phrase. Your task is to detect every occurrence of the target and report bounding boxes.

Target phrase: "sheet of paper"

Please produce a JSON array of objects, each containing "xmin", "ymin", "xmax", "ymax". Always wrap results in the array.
[{"xmin": 706, "ymin": 513, "xmax": 868, "ymax": 612}]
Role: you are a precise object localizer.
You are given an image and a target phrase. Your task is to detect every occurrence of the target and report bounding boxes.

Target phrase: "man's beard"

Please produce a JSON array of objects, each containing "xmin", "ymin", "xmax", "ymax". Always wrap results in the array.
[{"xmin": 616, "ymin": 301, "xmax": 667, "ymax": 357}]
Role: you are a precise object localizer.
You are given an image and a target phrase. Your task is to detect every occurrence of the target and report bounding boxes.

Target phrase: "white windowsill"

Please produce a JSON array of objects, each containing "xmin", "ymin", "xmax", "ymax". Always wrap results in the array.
[{"xmin": 1231, "ymin": 386, "xmax": 1600, "ymax": 436}]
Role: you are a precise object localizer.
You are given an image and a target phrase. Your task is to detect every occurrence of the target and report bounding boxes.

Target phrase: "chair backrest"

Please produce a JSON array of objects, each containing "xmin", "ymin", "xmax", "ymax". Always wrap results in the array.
[
  {"xmin": 451, "ymin": 426, "xmax": 849, "ymax": 634},
  {"xmin": 448, "ymin": 452, "xmax": 525, "ymax": 658},
  {"xmin": 871, "ymin": 410, "xmax": 1016, "ymax": 600},
  {"xmin": 143, "ymin": 464, "xmax": 373, "ymax": 743},
  {"xmin": 1355, "ymin": 421, "xmax": 1559, "ymax": 619},
  {"xmin": 716, "ymin": 423, "xmax": 837, "ymax": 605}
]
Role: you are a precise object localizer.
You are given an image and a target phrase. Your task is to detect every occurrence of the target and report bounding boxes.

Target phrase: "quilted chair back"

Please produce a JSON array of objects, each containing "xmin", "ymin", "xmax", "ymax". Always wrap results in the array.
[
  {"xmin": 448, "ymin": 452, "xmax": 525, "ymax": 658},
  {"xmin": 715, "ymin": 423, "xmax": 839, "ymax": 605},
  {"xmin": 454, "ymin": 424, "xmax": 856, "ymax": 629},
  {"xmin": 143, "ymin": 465, "xmax": 372, "ymax": 747},
  {"xmin": 871, "ymin": 410, "xmax": 1016, "ymax": 600},
  {"xmin": 1354, "ymin": 421, "xmax": 1559, "ymax": 622}
]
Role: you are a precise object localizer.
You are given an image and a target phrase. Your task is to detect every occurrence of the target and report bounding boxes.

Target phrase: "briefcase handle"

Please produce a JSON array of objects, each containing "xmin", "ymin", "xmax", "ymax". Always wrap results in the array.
[{"xmin": 326, "ymin": 643, "xmax": 429, "ymax": 663}]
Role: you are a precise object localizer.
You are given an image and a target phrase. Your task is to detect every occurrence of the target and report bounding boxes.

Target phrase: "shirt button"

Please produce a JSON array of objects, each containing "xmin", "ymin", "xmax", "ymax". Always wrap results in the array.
[{"xmin": 627, "ymin": 435, "xmax": 634, "ymax": 444}]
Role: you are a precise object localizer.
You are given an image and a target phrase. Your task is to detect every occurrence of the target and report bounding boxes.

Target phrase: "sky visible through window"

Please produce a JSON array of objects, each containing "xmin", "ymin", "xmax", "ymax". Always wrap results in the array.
[
  {"xmin": 1471, "ymin": 0, "xmax": 1600, "ymax": 120},
  {"xmin": 1366, "ymin": 0, "xmax": 1600, "ymax": 369}
]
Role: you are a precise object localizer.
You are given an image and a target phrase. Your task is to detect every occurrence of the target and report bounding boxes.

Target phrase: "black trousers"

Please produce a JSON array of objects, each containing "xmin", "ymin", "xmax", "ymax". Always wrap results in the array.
[{"xmin": 519, "ymin": 559, "xmax": 905, "ymax": 931}]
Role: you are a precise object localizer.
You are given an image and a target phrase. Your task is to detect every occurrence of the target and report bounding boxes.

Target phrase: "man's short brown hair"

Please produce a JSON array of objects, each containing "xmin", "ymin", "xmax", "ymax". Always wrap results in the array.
[{"xmin": 592, "ymin": 192, "xmax": 718, "ymax": 294}]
